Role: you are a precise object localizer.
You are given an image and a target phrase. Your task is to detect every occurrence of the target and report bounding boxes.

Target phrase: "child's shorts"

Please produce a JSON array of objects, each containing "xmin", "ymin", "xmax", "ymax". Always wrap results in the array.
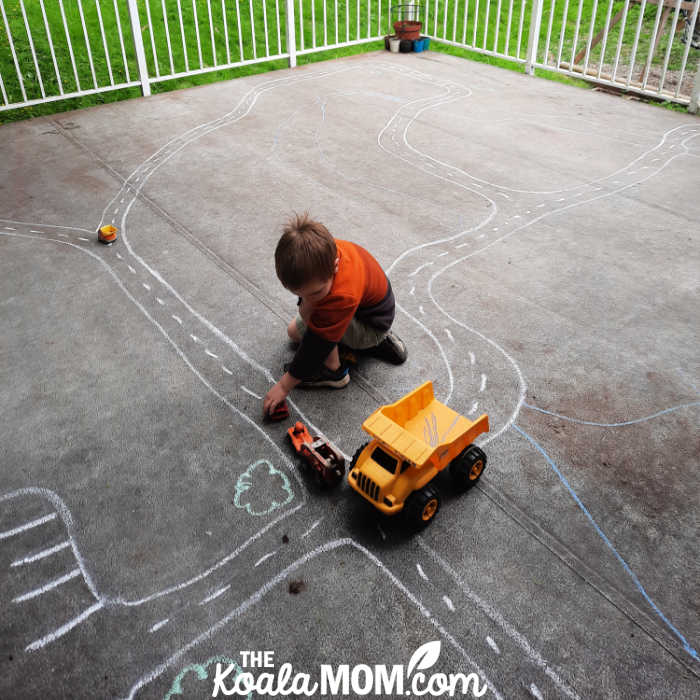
[{"xmin": 295, "ymin": 314, "xmax": 388, "ymax": 350}]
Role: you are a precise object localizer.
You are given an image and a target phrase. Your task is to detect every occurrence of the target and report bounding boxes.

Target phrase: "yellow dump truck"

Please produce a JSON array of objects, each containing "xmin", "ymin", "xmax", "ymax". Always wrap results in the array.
[{"xmin": 348, "ymin": 381, "xmax": 489, "ymax": 527}]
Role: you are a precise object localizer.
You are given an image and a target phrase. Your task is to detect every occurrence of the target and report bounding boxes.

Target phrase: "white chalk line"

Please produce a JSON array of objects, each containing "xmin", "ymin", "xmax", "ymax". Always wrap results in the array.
[
  {"xmin": 397, "ymin": 301, "xmax": 454, "ymax": 403},
  {"xmin": 199, "ymin": 584, "xmax": 230, "ymax": 605},
  {"xmin": 412, "ymin": 129, "xmax": 681, "ymax": 435},
  {"xmin": 171, "ymin": 314, "xmax": 182, "ymax": 324},
  {"xmin": 416, "ymin": 562, "xmax": 430, "ymax": 582},
  {"xmin": 486, "ymin": 636, "xmax": 501, "ymax": 655},
  {"xmin": 301, "ymin": 519, "xmax": 322, "ymax": 539},
  {"xmin": 221, "ymin": 365, "xmax": 233, "ymax": 375},
  {"xmin": 254, "ymin": 550, "xmax": 278, "ymax": 568},
  {"xmin": 0, "ymin": 512, "xmax": 56, "ymax": 540},
  {"xmin": 13, "ymin": 568, "xmax": 81, "ymax": 603},
  {"xmin": 1, "ymin": 232, "xmax": 308, "ymax": 609},
  {"xmin": 530, "ymin": 683, "xmax": 544, "ymax": 699},
  {"xmin": 26, "ymin": 601, "xmax": 104, "ymax": 652},
  {"xmin": 377, "ymin": 524, "xmax": 387, "ymax": 541},
  {"xmin": 149, "ymin": 618, "xmax": 170, "ymax": 633},
  {"xmin": 240, "ymin": 385, "xmax": 262, "ymax": 400},
  {"xmin": 0, "ymin": 218, "xmax": 94, "ymax": 235},
  {"xmin": 417, "ymin": 538, "xmax": 580, "ymax": 699},
  {"xmin": 0, "ymin": 487, "xmax": 100, "ymax": 604},
  {"xmin": 443, "ymin": 595, "xmax": 455, "ymax": 612},
  {"xmin": 409, "ymin": 261, "xmax": 435, "ymax": 276},
  {"xmin": 122, "ymin": 539, "xmax": 504, "ymax": 700},
  {"xmin": 522, "ymin": 401, "xmax": 700, "ymax": 427},
  {"xmin": 205, "ymin": 349, "xmax": 219, "ymax": 359},
  {"xmin": 445, "ymin": 328, "xmax": 455, "ymax": 343},
  {"xmin": 480, "ymin": 374, "xmax": 487, "ymax": 392},
  {"xmin": 11, "ymin": 540, "xmax": 71, "ymax": 567}
]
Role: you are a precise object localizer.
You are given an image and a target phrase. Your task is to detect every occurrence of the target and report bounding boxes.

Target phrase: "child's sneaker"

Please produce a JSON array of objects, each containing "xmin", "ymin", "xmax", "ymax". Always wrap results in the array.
[
  {"xmin": 367, "ymin": 331, "xmax": 408, "ymax": 365},
  {"xmin": 283, "ymin": 363, "xmax": 350, "ymax": 389}
]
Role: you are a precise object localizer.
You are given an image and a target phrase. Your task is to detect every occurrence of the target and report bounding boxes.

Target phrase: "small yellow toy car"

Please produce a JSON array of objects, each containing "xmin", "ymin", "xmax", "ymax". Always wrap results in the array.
[{"xmin": 348, "ymin": 381, "xmax": 489, "ymax": 527}]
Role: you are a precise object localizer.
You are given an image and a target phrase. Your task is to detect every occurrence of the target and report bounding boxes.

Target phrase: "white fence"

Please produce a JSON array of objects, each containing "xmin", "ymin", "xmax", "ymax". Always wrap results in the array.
[{"xmin": 1, "ymin": 1, "xmax": 698, "ymax": 114}]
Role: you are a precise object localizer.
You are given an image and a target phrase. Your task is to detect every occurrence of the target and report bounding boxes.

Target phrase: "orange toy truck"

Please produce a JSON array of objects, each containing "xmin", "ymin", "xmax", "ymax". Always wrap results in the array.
[
  {"xmin": 287, "ymin": 422, "xmax": 345, "ymax": 487},
  {"xmin": 348, "ymin": 381, "xmax": 489, "ymax": 527}
]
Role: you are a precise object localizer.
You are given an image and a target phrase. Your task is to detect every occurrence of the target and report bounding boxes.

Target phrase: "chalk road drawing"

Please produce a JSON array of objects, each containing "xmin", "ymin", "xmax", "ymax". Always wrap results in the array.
[
  {"xmin": 164, "ymin": 655, "xmax": 251, "ymax": 700},
  {"xmin": 423, "ymin": 412, "xmax": 439, "ymax": 447},
  {"xmin": 233, "ymin": 460, "xmax": 294, "ymax": 517},
  {"xmin": 2, "ymin": 60, "xmax": 697, "ymax": 700}
]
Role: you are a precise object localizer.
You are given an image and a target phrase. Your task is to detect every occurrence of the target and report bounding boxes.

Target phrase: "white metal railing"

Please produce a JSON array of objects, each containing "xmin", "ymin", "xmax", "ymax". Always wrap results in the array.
[
  {"xmin": 1, "ymin": 1, "xmax": 698, "ymax": 114},
  {"xmin": 421, "ymin": 0, "xmax": 699, "ymax": 107},
  {"xmin": 0, "ymin": 1, "xmax": 388, "ymax": 112}
]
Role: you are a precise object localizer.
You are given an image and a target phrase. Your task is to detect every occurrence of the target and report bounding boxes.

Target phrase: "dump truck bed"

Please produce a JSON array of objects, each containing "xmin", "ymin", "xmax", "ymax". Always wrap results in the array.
[{"xmin": 362, "ymin": 381, "xmax": 487, "ymax": 466}]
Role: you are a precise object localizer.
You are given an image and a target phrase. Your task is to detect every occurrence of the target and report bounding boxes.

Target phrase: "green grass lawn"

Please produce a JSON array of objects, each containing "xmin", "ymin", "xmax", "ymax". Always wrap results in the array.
[{"xmin": 0, "ymin": 0, "xmax": 696, "ymax": 123}]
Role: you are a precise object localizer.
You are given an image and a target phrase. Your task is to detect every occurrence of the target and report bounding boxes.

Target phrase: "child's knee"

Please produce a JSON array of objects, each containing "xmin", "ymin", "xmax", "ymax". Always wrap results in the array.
[{"xmin": 287, "ymin": 319, "xmax": 302, "ymax": 343}]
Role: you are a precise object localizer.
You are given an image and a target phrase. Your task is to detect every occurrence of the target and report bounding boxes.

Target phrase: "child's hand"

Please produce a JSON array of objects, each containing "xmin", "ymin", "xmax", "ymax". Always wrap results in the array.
[
  {"xmin": 262, "ymin": 373, "xmax": 299, "ymax": 418},
  {"xmin": 263, "ymin": 382, "xmax": 289, "ymax": 417}
]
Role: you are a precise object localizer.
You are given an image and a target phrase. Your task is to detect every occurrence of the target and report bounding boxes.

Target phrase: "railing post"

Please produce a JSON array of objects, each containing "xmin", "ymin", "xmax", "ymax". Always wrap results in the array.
[
  {"xmin": 525, "ymin": 0, "xmax": 545, "ymax": 76},
  {"xmin": 285, "ymin": 0, "xmax": 297, "ymax": 68},
  {"xmin": 689, "ymin": 61, "xmax": 700, "ymax": 114},
  {"xmin": 127, "ymin": 0, "xmax": 151, "ymax": 96}
]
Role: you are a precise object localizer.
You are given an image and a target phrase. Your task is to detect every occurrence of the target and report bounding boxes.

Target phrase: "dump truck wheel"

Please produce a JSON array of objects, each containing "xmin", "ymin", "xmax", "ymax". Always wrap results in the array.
[
  {"xmin": 404, "ymin": 484, "xmax": 441, "ymax": 528},
  {"xmin": 350, "ymin": 442, "xmax": 369, "ymax": 470},
  {"xmin": 450, "ymin": 445, "xmax": 487, "ymax": 491}
]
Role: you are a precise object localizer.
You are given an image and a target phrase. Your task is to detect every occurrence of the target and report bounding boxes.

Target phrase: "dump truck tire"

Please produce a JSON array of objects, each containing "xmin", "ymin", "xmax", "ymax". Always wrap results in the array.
[
  {"xmin": 450, "ymin": 445, "xmax": 487, "ymax": 491},
  {"xmin": 404, "ymin": 483, "xmax": 441, "ymax": 528}
]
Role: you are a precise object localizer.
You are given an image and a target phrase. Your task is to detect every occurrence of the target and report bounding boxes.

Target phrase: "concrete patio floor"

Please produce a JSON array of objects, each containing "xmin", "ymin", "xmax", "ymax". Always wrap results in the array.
[{"xmin": 1, "ymin": 51, "xmax": 699, "ymax": 699}]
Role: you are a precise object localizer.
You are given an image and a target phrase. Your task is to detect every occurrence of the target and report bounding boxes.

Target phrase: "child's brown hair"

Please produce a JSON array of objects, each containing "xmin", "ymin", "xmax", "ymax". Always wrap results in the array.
[{"xmin": 275, "ymin": 213, "xmax": 337, "ymax": 290}]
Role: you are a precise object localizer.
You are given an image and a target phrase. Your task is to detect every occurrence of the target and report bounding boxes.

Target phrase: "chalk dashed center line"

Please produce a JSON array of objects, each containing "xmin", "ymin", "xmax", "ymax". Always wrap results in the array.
[
  {"xmin": 469, "ymin": 401, "xmax": 479, "ymax": 415},
  {"xmin": 409, "ymin": 261, "xmax": 434, "ymax": 276},
  {"xmin": 149, "ymin": 618, "xmax": 169, "ymax": 633},
  {"xmin": 199, "ymin": 584, "xmax": 230, "ymax": 605},
  {"xmin": 142, "ymin": 283, "xmax": 151, "ymax": 291},
  {"xmin": 301, "ymin": 519, "xmax": 322, "ymax": 538},
  {"xmin": 221, "ymin": 366, "xmax": 233, "ymax": 375},
  {"xmin": 128, "ymin": 265, "xmax": 136, "ymax": 274},
  {"xmin": 171, "ymin": 314, "xmax": 183, "ymax": 325},
  {"xmin": 445, "ymin": 328, "xmax": 454, "ymax": 343},
  {"xmin": 486, "ymin": 636, "xmax": 500, "ymax": 655},
  {"xmin": 205, "ymin": 349, "xmax": 219, "ymax": 359},
  {"xmin": 480, "ymin": 374, "xmax": 487, "ymax": 392},
  {"xmin": 241, "ymin": 386, "xmax": 262, "ymax": 400},
  {"xmin": 254, "ymin": 551, "xmax": 278, "ymax": 567},
  {"xmin": 416, "ymin": 563, "xmax": 430, "ymax": 582},
  {"xmin": 442, "ymin": 595, "xmax": 455, "ymax": 612},
  {"xmin": 190, "ymin": 334, "xmax": 200, "ymax": 343}
]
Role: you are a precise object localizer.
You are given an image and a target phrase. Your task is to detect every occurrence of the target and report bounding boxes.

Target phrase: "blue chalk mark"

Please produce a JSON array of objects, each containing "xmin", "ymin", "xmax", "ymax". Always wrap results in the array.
[
  {"xmin": 512, "ymin": 424, "xmax": 698, "ymax": 661},
  {"xmin": 164, "ymin": 655, "xmax": 252, "ymax": 700},
  {"xmin": 234, "ymin": 459, "xmax": 294, "ymax": 517},
  {"xmin": 523, "ymin": 401, "xmax": 700, "ymax": 427}
]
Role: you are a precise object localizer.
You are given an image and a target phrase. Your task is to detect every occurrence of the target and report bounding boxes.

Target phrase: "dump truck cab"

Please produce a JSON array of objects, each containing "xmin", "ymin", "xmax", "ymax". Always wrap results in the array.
[{"xmin": 348, "ymin": 381, "xmax": 489, "ymax": 525}]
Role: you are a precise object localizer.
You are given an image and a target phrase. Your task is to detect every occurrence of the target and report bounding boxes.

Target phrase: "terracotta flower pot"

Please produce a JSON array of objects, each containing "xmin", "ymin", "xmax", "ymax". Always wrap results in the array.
[{"xmin": 393, "ymin": 20, "xmax": 422, "ymax": 40}]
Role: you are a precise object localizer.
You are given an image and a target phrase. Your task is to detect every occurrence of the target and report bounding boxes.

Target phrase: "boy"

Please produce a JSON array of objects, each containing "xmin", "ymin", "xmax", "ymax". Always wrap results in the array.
[{"xmin": 263, "ymin": 213, "xmax": 406, "ymax": 416}]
